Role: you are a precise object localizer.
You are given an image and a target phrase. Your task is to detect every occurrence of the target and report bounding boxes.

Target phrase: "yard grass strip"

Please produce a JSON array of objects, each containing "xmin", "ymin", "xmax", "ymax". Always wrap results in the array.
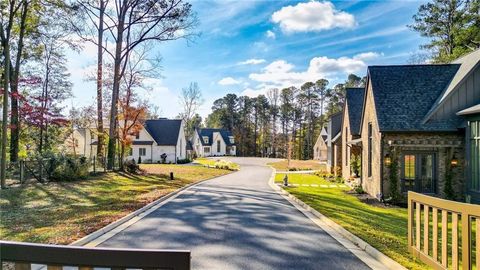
[
  {"xmin": 0, "ymin": 165, "xmax": 230, "ymax": 244},
  {"xmin": 275, "ymin": 173, "xmax": 430, "ymax": 270},
  {"xmin": 268, "ymin": 159, "xmax": 326, "ymax": 171}
]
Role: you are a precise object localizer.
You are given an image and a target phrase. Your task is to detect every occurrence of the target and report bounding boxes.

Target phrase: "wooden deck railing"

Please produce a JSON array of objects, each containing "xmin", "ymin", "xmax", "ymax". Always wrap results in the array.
[
  {"xmin": 0, "ymin": 241, "xmax": 191, "ymax": 270},
  {"xmin": 408, "ymin": 192, "xmax": 480, "ymax": 270}
]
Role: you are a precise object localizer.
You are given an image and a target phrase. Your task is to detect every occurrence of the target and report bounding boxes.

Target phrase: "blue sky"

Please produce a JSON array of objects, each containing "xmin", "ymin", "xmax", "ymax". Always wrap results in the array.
[{"xmin": 66, "ymin": 0, "xmax": 428, "ymax": 119}]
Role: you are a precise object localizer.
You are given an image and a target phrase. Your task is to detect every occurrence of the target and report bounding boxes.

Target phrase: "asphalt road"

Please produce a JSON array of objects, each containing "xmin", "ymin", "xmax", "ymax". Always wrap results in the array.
[{"xmin": 100, "ymin": 157, "xmax": 371, "ymax": 270}]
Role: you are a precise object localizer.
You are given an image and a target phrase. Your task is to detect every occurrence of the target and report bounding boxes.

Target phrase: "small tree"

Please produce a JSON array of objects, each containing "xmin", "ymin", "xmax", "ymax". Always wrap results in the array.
[{"xmin": 388, "ymin": 149, "xmax": 400, "ymax": 203}]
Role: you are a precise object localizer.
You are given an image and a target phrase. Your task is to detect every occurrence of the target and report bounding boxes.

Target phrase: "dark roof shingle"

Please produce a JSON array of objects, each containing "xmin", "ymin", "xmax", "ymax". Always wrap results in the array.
[
  {"xmin": 197, "ymin": 128, "xmax": 235, "ymax": 146},
  {"xmin": 368, "ymin": 64, "xmax": 460, "ymax": 132},
  {"xmin": 145, "ymin": 119, "xmax": 182, "ymax": 145},
  {"xmin": 330, "ymin": 112, "xmax": 343, "ymax": 138},
  {"xmin": 345, "ymin": 87, "xmax": 365, "ymax": 135}
]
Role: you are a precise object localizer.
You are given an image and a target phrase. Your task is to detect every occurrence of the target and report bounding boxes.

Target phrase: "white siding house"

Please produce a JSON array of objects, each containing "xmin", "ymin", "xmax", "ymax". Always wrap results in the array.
[{"xmin": 192, "ymin": 128, "xmax": 236, "ymax": 157}]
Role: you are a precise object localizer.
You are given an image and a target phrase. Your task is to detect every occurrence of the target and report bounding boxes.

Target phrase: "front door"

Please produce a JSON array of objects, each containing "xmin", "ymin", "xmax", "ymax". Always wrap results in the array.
[
  {"xmin": 401, "ymin": 152, "xmax": 436, "ymax": 194},
  {"xmin": 467, "ymin": 117, "xmax": 480, "ymax": 203}
]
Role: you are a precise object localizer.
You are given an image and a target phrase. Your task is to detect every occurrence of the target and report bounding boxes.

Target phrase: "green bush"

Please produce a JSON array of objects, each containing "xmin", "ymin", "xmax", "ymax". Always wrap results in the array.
[
  {"xmin": 353, "ymin": 184, "xmax": 365, "ymax": 194},
  {"xmin": 177, "ymin": 158, "xmax": 191, "ymax": 164},
  {"xmin": 47, "ymin": 155, "xmax": 89, "ymax": 181}
]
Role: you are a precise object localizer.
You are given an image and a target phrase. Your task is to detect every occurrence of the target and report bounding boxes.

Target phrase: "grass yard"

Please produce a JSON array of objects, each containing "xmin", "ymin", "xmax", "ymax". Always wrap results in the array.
[
  {"xmin": 0, "ymin": 165, "xmax": 230, "ymax": 244},
  {"xmin": 275, "ymin": 173, "xmax": 429, "ymax": 270},
  {"xmin": 268, "ymin": 159, "xmax": 326, "ymax": 171}
]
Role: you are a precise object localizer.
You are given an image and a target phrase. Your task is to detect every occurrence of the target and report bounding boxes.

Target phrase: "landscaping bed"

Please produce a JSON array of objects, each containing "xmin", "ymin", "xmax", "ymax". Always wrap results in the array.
[
  {"xmin": 0, "ymin": 165, "xmax": 230, "ymax": 244},
  {"xmin": 268, "ymin": 159, "xmax": 326, "ymax": 171},
  {"xmin": 193, "ymin": 158, "xmax": 240, "ymax": 170},
  {"xmin": 275, "ymin": 173, "xmax": 429, "ymax": 270}
]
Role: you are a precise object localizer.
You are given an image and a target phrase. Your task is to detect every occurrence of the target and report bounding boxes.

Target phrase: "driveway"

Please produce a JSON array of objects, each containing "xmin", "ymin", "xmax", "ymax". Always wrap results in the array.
[{"xmin": 99, "ymin": 157, "xmax": 371, "ymax": 270}]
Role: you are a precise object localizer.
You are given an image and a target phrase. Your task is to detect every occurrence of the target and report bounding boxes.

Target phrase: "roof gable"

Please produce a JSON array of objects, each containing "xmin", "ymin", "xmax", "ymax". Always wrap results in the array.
[
  {"xmin": 197, "ymin": 128, "xmax": 235, "ymax": 146},
  {"xmin": 368, "ymin": 64, "xmax": 460, "ymax": 131},
  {"xmin": 144, "ymin": 119, "xmax": 182, "ymax": 145},
  {"xmin": 345, "ymin": 87, "xmax": 365, "ymax": 135},
  {"xmin": 330, "ymin": 111, "xmax": 343, "ymax": 137}
]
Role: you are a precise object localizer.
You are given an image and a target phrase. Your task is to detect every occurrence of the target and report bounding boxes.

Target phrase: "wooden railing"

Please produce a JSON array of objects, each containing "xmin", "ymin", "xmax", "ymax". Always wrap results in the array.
[
  {"xmin": 408, "ymin": 192, "xmax": 480, "ymax": 270},
  {"xmin": 0, "ymin": 241, "xmax": 191, "ymax": 270}
]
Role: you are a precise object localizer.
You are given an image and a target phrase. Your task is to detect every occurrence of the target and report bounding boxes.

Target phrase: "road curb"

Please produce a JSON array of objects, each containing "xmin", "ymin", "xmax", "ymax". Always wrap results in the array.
[
  {"xmin": 268, "ymin": 167, "xmax": 407, "ymax": 270},
  {"xmin": 70, "ymin": 171, "xmax": 234, "ymax": 247}
]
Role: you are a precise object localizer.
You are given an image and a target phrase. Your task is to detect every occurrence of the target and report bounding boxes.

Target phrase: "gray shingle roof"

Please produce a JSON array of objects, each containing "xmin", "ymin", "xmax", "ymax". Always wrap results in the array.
[
  {"xmin": 144, "ymin": 119, "xmax": 182, "ymax": 145},
  {"xmin": 330, "ymin": 112, "xmax": 343, "ymax": 138},
  {"xmin": 345, "ymin": 87, "xmax": 365, "ymax": 135},
  {"xmin": 197, "ymin": 128, "xmax": 235, "ymax": 146},
  {"xmin": 368, "ymin": 64, "xmax": 460, "ymax": 132}
]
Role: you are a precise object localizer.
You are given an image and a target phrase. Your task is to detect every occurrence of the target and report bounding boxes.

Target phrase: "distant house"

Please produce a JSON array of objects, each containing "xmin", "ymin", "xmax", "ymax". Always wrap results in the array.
[
  {"xmin": 313, "ymin": 127, "xmax": 328, "ymax": 162},
  {"xmin": 326, "ymin": 112, "xmax": 343, "ymax": 175},
  {"xmin": 341, "ymin": 87, "xmax": 365, "ymax": 180},
  {"xmin": 192, "ymin": 128, "xmax": 236, "ymax": 157},
  {"xmin": 126, "ymin": 118, "xmax": 187, "ymax": 163},
  {"xmin": 355, "ymin": 49, "xmax": 480, "ymax": 202}
]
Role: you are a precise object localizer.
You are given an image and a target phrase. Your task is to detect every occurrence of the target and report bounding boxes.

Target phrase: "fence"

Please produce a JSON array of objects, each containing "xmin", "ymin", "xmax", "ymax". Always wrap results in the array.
[
  {"xmin": 408, "ymin": 191, "xmax": 480, "ymax": 270},
  {"xmin": 0, "ymin": 241, "xmax": 191, "ymax": 270}
]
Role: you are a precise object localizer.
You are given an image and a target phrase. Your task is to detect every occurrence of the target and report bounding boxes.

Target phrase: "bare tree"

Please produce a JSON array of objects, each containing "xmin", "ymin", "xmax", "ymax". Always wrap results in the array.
[{"xmin": 178, "ymin": 82, "xmax": 203, "ymax": 139}]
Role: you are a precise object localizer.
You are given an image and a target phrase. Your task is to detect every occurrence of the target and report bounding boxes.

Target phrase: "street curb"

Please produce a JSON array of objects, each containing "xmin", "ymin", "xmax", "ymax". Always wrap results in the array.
[
  {"xmin": 70, "ymin": 171, "xmax": 234, "ymax": 247},
  {"xmin": 268, "ymin": 168, "xmax": 407, "ymax": 270}
]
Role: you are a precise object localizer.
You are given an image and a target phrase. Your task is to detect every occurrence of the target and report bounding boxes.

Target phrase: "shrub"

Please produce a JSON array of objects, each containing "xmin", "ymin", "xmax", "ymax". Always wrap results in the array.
[
  {"xmin": 214, "ymin": 160, "xmax": 238, "ymax": 171},
  {"xmin": 137, "ymin": 156, "xmax": 142, "ymax": 164},
  {"xmin": 177, "ymin": 158, "xmax": 191, "ymax": 164},
  {"xmin": 47, "ymin": 155, "xmax": 89, "ymax": 181},
  {"xmin": 353, "ymin": 184, "xmax": 365, "ymax": 194},
  {"xmin": 124, "ymin": 159, "xmax": 140, "ymax": 174}
]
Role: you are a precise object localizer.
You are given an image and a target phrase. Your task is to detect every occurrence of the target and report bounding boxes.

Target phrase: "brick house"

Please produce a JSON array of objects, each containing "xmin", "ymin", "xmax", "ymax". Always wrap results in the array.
[
  {"xmin": 313, "ymin": 127, "xmax": 328, "ymax": 162},
  {"xmin": 341, "ymin": 87, "xmax": 365, "ymax": 181},
  {"xmin": 326, "ymin": 112, "xmax": 343, "ymax": 175},
  {"xmin": 355, "ymin": 49, "xmax": 480, "ymax": 202}
]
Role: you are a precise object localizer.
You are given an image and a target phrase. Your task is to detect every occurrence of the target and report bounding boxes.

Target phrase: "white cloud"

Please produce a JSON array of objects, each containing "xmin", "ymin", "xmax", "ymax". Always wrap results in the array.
[
  {"xmin": 266, "ymin": 30, "xmax": 276, "ymax": 39},
  {"xmin": 271, "ymin": 1, "xmax": 355, "ymax": 33},
  {"xmin": 249, "ymin": 52, "xmax": 380, "ymax": 89},
  {"xmin": 237, "ymin": 58, "xmax": 267, "ymax": 65},
  {"xmin": 218, "ymin": 77, "xmax": 241, "ymax": 85}
]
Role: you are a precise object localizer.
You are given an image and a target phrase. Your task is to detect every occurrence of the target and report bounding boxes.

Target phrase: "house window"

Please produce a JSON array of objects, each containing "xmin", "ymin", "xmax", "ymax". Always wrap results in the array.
[
  {"xmin": 135, "ymin": 133, "xmax": 140, "ymax": 139},
  {"xmin": 345, "ymin": 127, "xmax": 348, "ymax": 166},
  {"xmin": 217, "ymin": 140, "xmax": 221, "ymax": 152},
  {"xmin": 129, "ymin": 148, "xmax": 133, "ymax": 156},
  {"xmin": 229, "ymin": 136, "xmax": 234, "ymax": 143},
  {"xmin": 401, "ymin": 153, "xmax": 436, "ymax": 193},
  {"xmin": 470, "ymin": 120, "xmax": 480, "ymax": 192},
  {"xmin": 139, "ymin": 148, "xmax": 146, "ymax": 156},
  {"xmin": 368, "ymin": 123, "xmax": 372, "ymax": 177},
  {"xmin": 204, "ymin": 147, "xmax": 210, "ymax": 153},
  {"xmin": 203, "ymin": 136, "xmax": 209, "ymax": 144}
]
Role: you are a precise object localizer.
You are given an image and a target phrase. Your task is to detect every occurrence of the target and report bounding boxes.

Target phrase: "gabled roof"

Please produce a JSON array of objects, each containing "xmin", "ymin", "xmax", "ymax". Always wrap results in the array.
[
  {"xmin": 367, "ymin": 64, "xmax": 460, "ymax": 132},
  {"xmin": 197, "ymin": 128, "xmax": 235, "ymax": 146},
  {"xmin": 345, "ymin": 87, "xmax": 365, "ymax": 135},
  {"xmin": 144, "ymin": 119, "xmax": 182, "ymax": 145},
  {"xmin": 424, "ymin": 49, "xmax": 480, "ymax": 121},
  {"xmin": 330, "ymin": 111, "xmax": 343, "ymax": 138}
]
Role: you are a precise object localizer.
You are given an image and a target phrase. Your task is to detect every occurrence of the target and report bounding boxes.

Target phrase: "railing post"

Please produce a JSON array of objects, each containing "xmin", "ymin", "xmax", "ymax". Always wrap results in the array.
[
  {"xmin": 461, "ymin": 212, "xmax": 471, "ymax": 270},
  {"xmin": 408, "ymin": 192, "xmax": 413, "ymax": 249}
]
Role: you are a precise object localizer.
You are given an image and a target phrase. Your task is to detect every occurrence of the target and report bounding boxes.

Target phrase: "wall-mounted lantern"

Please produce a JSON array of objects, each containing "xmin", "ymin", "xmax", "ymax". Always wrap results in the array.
[
  {"xmin": 450, "ymin": 154, "xmax": 458, "ymax": 167},
  {"xmin": 384, "ymin": 153, "xmax": 392, "ymax": 166}
]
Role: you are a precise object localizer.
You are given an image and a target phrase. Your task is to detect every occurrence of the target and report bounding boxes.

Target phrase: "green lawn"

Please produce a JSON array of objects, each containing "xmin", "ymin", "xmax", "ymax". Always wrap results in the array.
[
  {"xmin": 275, "ymin": 173, "xmax": 429, "ymax": 270},
  {"xmin": 275, "ymin": 173, "xmax": 335, "ymax": 186},
  {"xmin": 0, "ymin": 165, "xmax": 230, "ymax": 244},
  {"xmin": 268, "ymin": 159, "xmax": 326, "ymax": 171}
]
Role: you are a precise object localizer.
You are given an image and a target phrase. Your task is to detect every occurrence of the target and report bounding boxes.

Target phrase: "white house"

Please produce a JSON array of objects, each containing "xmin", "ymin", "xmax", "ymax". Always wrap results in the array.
[
  {"xmin": 126, "ymin": 118, "xmax": 187, "ymax": 163},
  {"xmin": 192, "ymin": 128, "xmax": 236, "ymax": 157}
]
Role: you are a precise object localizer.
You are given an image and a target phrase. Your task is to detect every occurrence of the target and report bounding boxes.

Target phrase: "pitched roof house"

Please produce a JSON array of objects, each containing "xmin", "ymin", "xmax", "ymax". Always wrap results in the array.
[
  {"xmin": 341, "ymin": 87, "xmax": 365, "ymax": 180},
  {"xmin": 354, "ymin": 49, "xmax": 480, "ymax": 202},
  {"xmin": 326, "ymin": 111, "xmax": 343, "ymax": 174},
  {"xmin": 126, "ymin": 119, "xmax": 187, "ymax": 163},
  {"xmin": 313, "ymin": 127, "xmax": 328, "ymax": 162},
  {"xmin": 192, "ymin": 128, "xmax": 236, "ymax": 157}
]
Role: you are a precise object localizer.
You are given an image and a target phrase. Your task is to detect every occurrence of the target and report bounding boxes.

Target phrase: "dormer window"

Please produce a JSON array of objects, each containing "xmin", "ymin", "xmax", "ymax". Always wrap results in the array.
[
  {"xmin": 203, "ymin": 136, "xmax": 209, "ymax": 144},
  {"xmin": 229, "ymin": 136, "xmax": 234, "ymax": 144},
  {"xmin": 135, "ymin": 133, "xmax": 140, "ymax": 139}
]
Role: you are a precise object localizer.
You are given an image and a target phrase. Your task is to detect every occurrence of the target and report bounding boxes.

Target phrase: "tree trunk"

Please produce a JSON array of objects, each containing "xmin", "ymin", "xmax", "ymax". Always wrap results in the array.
[
  {"xmin": 107, "ymin": 8, "xmax": 126, "ymax": 170},
  {"xmin": 9, "ymin": 0, "xmax": 28, "ymax": 163},
  {"xmin": 96, "ymin": 0, "xmax": 105, "ymax": 161},
  {"xmin": 1, "ymin": 38, "xmax": 10, "ymax": 188}
]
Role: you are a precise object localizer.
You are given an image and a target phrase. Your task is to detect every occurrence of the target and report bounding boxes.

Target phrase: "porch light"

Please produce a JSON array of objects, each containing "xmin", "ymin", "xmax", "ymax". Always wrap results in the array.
[
  {"xmin": 451, "ymin": 154, "xmax": 458, "ymax": 167},
  {"xmin": 384, "ymin": 153, "xmax": 392, "ymax": 166}
]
